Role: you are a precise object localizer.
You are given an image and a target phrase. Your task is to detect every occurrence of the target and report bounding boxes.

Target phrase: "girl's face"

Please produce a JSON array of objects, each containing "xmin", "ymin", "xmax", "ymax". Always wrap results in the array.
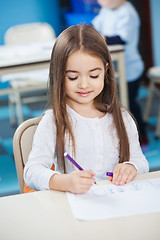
[
  {"xmin": 97, "ymin": 0, "xmax": 125, "ymax": 9},
  {"xmin": 65, "ymin": 50, "xmax": 106, "ymax": 109}
]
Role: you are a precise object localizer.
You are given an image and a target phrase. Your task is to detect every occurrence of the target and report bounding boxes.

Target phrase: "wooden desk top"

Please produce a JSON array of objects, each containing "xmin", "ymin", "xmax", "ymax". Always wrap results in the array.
[{"xmin": 0, "ymin": 171, "xmax": 160, "ymax": 240}]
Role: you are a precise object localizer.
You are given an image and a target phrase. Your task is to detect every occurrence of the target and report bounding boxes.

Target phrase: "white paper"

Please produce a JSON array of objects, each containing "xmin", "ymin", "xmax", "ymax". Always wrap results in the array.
[{"xmin": 66, "ymin": 178, "xmax": 160, "ymax": 220}]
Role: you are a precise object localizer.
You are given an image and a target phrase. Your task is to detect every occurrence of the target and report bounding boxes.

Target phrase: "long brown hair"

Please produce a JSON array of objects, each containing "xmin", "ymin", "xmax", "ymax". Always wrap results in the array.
[{"xmin": 49, "ymin": 24, "xmax": 129, "ymax": 171}]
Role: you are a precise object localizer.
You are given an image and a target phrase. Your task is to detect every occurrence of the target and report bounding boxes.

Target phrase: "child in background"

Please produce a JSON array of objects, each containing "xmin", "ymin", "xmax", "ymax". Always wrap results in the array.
[
  {"xmin": 24, "ymin": 24, "xmax": 149, "ymax": 194},
  {"xmin": 92, "ymin": 0, "xmax": 148, "ymax": 146}
]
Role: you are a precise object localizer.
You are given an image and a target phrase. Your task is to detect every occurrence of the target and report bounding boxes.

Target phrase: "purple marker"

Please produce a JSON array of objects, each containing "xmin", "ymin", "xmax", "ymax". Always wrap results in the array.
[
  {"xmin": 64, "ymin": 152, "xmax": 96, "ymax": 184},
  {"xmin": 106, "ymin": 172, "xmax": 113, "ymax": 177},
  {"xmin": 64, "ymin": 152, "xmax": 83, "ymax": 170}
]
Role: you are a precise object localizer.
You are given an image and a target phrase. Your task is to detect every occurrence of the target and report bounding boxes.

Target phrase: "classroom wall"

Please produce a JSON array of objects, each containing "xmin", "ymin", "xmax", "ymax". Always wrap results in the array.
[
  {"xmin": 0, "ymin": 0, "xmax": 62, "ymax": 45},
  {"xmin": 0, "ymin": 0, "xmax": 160, "ymax": 66},
  {"xmin": 150, "ymin": 0, "xmax": 160, "ymax": 66}
]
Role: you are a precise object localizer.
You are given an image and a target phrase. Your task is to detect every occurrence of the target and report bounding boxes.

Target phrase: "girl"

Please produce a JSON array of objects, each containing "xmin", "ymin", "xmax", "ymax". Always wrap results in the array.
[{"xmin": 24, "ymin": 24, "xmax": 149, "ymax": 194}]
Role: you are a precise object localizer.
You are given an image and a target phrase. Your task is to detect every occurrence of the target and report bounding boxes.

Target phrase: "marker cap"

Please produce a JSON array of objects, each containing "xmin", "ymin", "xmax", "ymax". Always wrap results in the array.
[{"xmin": 106, "ymin": 172, "xmax": 113, "ymax": 177}]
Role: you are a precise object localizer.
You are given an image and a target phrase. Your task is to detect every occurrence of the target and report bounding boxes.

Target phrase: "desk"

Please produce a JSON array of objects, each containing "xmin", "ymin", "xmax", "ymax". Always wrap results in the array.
[
  {"xmin": 0, "ymin": 43, "xmax": 128, "ymax": 108},
  {"xmin": 0, "ymin": 171, "xmax": 159, "ymax": 240},
  {"xmin": 0, "ymin": 41, "xmax": 54, "ymax": 96}
]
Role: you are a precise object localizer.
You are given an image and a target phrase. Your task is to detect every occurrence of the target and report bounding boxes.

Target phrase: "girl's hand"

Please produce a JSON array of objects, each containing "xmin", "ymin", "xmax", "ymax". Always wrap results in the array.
[
  {"xmin": 66, "ymin": 170, "xmax": 95, "ymax": 194},
  {"xmin": 108, "ymin": 163, "xmax": 137, "ymax": 185}
]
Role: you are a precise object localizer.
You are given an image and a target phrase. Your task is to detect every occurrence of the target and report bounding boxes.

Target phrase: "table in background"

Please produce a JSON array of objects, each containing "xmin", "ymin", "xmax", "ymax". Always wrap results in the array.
[
  {"xmin": 0, "ymin": 43, "xmax": 128, "ymax": 108},
  {"xmin": 0, "ymin": 171, "xmax": 159, "ymax": 240},
  {"xmin": 0, "ymin": 41, "xmax": 53, "ymax": 96},
  {"xmin": 109, "ymin": 44, "xmax": 128, "ymax": 108}
]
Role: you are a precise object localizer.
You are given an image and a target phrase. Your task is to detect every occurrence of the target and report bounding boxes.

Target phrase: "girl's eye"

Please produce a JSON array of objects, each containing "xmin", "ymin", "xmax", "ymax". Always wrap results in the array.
[
  {"xmin": 90, "ymin": 75, "xmax": 99, "ymax": 79},
  {"xmin": 68, "ymin": 76, "xmax": 78, "ymax": 81}
]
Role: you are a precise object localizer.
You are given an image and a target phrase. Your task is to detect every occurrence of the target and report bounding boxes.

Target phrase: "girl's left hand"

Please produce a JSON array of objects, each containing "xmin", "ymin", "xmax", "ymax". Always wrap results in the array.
[{"xmin": 108, "ymin": 163, "xmax": 137, "ymax": 185}]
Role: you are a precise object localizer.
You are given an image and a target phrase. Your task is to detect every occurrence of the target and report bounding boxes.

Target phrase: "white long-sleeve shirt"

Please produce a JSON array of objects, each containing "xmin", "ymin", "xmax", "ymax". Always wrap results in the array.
[
  {"xmin": 92, "ymin": 2, "xmax": 144, "ymax": 82},
  {"xmin": 24, "ymin": 106, "xmax": 149, "ymax": 190}
]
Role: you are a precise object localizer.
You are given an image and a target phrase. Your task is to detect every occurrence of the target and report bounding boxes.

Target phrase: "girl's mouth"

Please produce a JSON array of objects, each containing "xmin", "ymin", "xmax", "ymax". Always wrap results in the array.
[{"xmin": 76, "ymin": 91, "xmax": 92, "ymax": 97}]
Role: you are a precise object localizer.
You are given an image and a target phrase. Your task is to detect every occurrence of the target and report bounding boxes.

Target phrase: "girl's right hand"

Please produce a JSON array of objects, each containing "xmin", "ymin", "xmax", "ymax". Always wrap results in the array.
[{"xmin": 66, "ymin": 170, "xmax": 95, "ymax": 194}]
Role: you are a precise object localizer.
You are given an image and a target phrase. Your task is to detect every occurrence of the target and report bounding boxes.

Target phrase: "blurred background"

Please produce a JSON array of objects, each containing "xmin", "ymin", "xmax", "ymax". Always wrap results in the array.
[{"xmin": 0, "ymin": 0, "xmax": 160, "ymax": 196}]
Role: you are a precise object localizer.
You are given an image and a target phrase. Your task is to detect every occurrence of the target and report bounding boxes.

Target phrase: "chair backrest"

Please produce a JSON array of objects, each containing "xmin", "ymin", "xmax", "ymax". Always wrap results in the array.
[
  {"xmin": 5, "ymin": 22, "xmax": 56, "ymax": 45},
  {"xmin": 13, "ymin": 117, "xmax": 41, "ymax": 193}
]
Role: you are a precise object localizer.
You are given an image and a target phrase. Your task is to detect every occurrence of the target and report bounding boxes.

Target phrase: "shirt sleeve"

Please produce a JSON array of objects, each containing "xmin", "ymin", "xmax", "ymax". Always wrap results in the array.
[
  {"xmin": 23, "ymin": 110, "xmax": 62, "ymax": 191},
  {"xmin": 115, "ymin": 10, "xmax": 140, "ymax": 43},
  {"xmin": 122, "ymin": 110, "xmax": 149, "ymax": 174}
]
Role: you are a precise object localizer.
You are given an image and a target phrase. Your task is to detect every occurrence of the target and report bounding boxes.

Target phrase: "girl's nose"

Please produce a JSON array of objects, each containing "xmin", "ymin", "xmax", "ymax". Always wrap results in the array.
[{"xmin": 78, "ymin": 78, "xmax": 88, "ymax": 89}]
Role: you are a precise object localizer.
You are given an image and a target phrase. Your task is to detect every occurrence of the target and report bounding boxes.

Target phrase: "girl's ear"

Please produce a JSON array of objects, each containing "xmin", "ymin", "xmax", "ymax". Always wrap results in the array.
[{"xmin": 106, "ymin": 62, "xmax": 109, "ymax": 70}]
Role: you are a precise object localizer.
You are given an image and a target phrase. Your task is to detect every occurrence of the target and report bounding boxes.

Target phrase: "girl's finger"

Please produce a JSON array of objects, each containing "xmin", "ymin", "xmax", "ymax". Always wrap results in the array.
[
  {"xmin": 113, "ymin": 164, "xmax": 128, "ymax": 185},
  {"xmin": 80, "ymin": 170, "xmax": 95, "ymax": 178},
  {"xmin": 88, "ymin": 169, "xmax": 96, "ymax": 176},
  {"xmin": 119, "ymin": 168, "xmax": 131, "ymax": 185},
  {"xmin": 80, "ymin": 177, "xmax": 95, "ymax": 186},
  {"xmin": 112, "ymin": 164, "xmax": 122, "ymax": 184},
  {"xmin": 107, "ymin": 176, "xmax": 113, "ymax": 182},
  {"xmin": 125, "ymin": 170, "xmax": 137, "ymax": 184}
]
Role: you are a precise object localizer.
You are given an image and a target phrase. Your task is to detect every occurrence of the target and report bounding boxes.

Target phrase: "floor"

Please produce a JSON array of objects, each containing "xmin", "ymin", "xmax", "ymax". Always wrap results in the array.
[{"xmin": 0, "ymin": 86, "xmax": 160, "ymax": 197}]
